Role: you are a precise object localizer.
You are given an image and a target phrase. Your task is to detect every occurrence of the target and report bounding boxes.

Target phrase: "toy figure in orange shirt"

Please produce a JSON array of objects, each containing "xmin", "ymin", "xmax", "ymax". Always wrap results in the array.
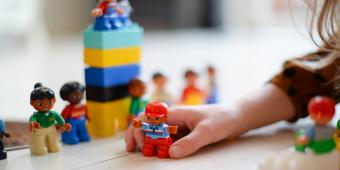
[
  {"xmin": 181, "ymin": 70, "xmax": 205, "ymax": 105},
  {"xmin": 60, "ymin": 82, "xmax": 90, "ymax": 145}
]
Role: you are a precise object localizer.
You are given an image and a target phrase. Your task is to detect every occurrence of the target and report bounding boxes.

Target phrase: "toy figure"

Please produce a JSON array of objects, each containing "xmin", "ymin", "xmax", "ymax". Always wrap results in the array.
[
  {"xmin": 295, "ymin": 96, "xmax": 336, "ymax": 154},
  {"xmin": 132, "ymin": 102, "xmax": 178, "ymax": 158},
  {"xmin": 117, "ymin": 0, "xmax": 132, "ymax": 26},
  {"xmin": 128, "ymin": 78, "xmax": 148, "ymax": 122},
  {"xmin": 206, "ymin": 65, "xmax": 218, "ymax": 104},
  {"xmin": 60, "ymin": 81, "xmax": 90, "ymax": 145},
  {"xmin": 29, "ymin": 83, "xmax": 72, "ymax": 156},
  {"xmin": 0, "ymin": 118, "xmax": 10, "ymax": 160},
  {"xmin": 150, "ymin": 72, "xmax": 172, "ymax": 106},
  {"xmin": 91, "ymin": 0, "xmax": 123, "ymax": 31},
  {"xmin": 181, "ymin": 70, "xmax": 205, "ymax": 105}
]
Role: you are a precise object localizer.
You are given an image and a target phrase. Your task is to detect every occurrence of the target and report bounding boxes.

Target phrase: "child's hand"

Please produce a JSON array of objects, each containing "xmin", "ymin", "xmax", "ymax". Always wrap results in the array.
[{"xmin": 125, "ymin": 105, "xmax": 243, "ymax": 159}]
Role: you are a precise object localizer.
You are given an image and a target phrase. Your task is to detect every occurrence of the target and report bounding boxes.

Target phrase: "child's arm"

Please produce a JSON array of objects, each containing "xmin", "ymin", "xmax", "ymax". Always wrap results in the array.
[{"xmin": 126, "ymin": 84, "xmax": 295, "ymax": 158}]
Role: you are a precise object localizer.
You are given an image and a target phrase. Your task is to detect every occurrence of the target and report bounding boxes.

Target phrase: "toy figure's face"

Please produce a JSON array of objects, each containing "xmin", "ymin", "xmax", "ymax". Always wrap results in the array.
[
  {"xmin": 208, "ymin": 68, "xmax": 216, "ymax": 76},
  {"xmin": 186, "ymin": 74, "xmax": 198, "ymax": 86},
  {"xmin": 30, "ymin": 98, "xmax": 56, "ymax": 112},
  {"xmin": 153, "ymin": 77, "xmax": 167, "ymax": 89},
  {"xmin": 66, "ymin": 90, "xmax": 84, "ymax": 105},
  {"xmin": 129, "ymin": 83, "xmax": 146, "ymax": 97},
  {"xmin": 146, "ymin": 115, "xmax": 166, "ymax": 125}
]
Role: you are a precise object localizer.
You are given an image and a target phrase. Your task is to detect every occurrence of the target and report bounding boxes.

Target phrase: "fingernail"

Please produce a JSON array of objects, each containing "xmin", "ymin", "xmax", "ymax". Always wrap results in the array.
[{"xmin": 169, "ymin": 146, "xmax": 182, "ymax": 158}]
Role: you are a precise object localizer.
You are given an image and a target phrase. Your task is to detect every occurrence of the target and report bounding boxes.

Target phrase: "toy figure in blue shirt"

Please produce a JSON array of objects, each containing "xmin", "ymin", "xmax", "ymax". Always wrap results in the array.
[
  {"xmin": 91, "ymin": 0, "xmax": 123, "ymax": 31},
  {"xmin": 132, "ymin": 102, "xmax": 178, "ymax": 158},
  {"xmin": 118, "ymin": 0, "xmax": 132, "ymax": 26},
  {"xmin": 0, "ymin": 119, "xmax": 10, "ymax": 160},
  {"xmin": 206, "ymin": 65, "xmax": 218, "ymax": 104}
]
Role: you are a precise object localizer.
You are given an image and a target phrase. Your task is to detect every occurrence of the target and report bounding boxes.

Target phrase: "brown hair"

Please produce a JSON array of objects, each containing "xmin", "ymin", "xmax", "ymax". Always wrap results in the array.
[{"xmin": 307, "ymin": 0, "xmax": 339, "ymax": 51}]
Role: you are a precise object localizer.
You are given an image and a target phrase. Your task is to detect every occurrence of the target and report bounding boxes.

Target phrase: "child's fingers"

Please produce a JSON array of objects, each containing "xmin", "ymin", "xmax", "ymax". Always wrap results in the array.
[
  {"xmin": 125, "ymin": 127, "xmax": 137, "ymax": 152},
  {"xmin": 134, "ymin": 128, "xmax": 145, "ymax": 149},
  {"xmin": 169, "ymin": 122, "xmax": 212, "ymax": 159}
]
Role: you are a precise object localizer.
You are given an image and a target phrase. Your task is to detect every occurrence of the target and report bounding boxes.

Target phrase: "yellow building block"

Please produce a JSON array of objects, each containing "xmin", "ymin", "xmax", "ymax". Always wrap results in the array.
[
  {"xmin": 87, "ymin": 98, "xmax": 131, "ymax": 137},
  {"xmin": 84, "ymin": 47, "xmax": 141, "ymax": 68}
]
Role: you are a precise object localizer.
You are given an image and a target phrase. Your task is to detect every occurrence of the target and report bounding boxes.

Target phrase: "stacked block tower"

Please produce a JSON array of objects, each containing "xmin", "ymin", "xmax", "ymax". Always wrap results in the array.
[{"xmin": 83, "ymin": 0, "xmax": 143, "ymax": 137}]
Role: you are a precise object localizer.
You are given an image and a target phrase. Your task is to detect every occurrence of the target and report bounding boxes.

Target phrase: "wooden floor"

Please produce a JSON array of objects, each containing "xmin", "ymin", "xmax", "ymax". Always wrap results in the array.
[{"xmin": 0, "ymin": 123, "xmax": 297, "ymax": 170}]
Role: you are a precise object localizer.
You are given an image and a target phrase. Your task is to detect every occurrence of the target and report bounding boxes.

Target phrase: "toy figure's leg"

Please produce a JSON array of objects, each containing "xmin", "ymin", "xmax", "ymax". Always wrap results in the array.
[
  {"xmin": 143, "ymin": 137, "xmax": 156, "ymax": 157},
  {"xmin": 77, "ymin": 118, "xmax": 90, "ymax": 142},
  {"xmin": 157, "ymin": 137, "xmax": 173, "ymax": 158},
  {"xmin": 0, "ymin": 140, "xmax": 7, "ymax": 160},
  {"xmin": 62, "ymin": 119, "xmax": 80, "ymax": 145},
  {"xmin": 108, "ymin": 16, "xmax": 123, "ymax": 29},
  {"xmin": 120, "ymin": 16, "xmax": 132, "ymax": 26},
  {"xmin": 94, "ymin": 16, "xmax": 111, "ymax": 31},
  {"xmin": 29, "ymin": 128, "xmax": 48, "ymax": 156},
  {"xmin": 46, "ymin": 127, "xmax": 61, "ymax": 153}
]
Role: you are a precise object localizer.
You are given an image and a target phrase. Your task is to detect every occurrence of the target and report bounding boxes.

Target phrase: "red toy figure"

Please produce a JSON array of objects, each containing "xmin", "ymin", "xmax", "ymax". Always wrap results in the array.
[
  {"xmin": 132, "ymin": 102, "xmax": 178, "ymax": 158},
  {"xmin": 181, "ymin": 69, "xmax": 205, "ymax": 105}
]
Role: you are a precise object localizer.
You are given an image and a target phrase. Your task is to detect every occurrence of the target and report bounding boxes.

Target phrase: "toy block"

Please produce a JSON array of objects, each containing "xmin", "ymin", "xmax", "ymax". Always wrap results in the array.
[
  {"xmin": 87, "ymin": 98, "xmax": 131, "ymax": 137},
  {"xmin": 85, "ymin": 64, "xmax": 140, "ymax": 87},
  {"xmin": 83, "ymin": 23, "xmax": 143, "ymax": 49},
  {"xmin": 84, "ymin": 46, "xmax": 141, "ymax": 68},
  {"xmin": 86, "ymin": 84, "xmax": 129, "ymax": 102}
]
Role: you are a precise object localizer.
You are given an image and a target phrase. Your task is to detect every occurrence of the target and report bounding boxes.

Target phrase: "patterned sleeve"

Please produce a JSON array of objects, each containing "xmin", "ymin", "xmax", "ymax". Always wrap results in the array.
[{"xmin": 270, "ymin": 50, "xmax": 338, "ymax": 122}]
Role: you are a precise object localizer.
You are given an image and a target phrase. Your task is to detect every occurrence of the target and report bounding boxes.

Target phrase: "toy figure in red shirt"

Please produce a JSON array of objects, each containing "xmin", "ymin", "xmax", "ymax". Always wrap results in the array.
[
  {"xmin": 60, "ymin": 82, "xmax": 90, "ymax": 145},
  {"xmin": 132, "ymin": 102, "xmax": 178, "ymax": 158},
  {"xmin": 181, "ymin": 70, "xmax": 205, "ymax": 105}
]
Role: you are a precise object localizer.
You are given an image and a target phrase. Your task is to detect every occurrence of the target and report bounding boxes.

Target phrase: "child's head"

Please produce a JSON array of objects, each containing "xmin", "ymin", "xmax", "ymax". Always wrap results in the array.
[
  {"xmin": 184, "ymin": 69, "xmax": 198, "ymax": 86},
  {"xmin": 308, "ymin": 96, "xmax": 335, "ymax": 125},
  {"xmin": 128, "ymin": 78, "xmax": 146, "ymax": 98},
  {"xmin": 60, "ymin": 81, "xmax": 85, "ymax": 105},
  {"xmin": 152, "ymin": 72, "xmax": 167, "ymax": 89},
  {"xmin": 145, "ymin": 102, "xmax": 168, "ymax": 125},
  {"xmin": 30, "ymin": 83, "xmax": 56, "ymax": 112}
]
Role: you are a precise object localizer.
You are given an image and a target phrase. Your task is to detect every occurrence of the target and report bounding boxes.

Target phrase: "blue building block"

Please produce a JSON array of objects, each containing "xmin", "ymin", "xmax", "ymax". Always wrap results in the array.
[
  {"xmin": 85, "ymin": 64, "xmax": 140, "ymax": 87},
  {"xmin": 83, "ymin": 23, "xmax": 144, "ymax": 49}
]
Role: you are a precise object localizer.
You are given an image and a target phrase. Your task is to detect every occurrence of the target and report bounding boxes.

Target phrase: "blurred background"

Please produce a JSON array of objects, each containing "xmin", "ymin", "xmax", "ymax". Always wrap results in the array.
[{"xmin": 0, "ymin": 0, "xmax": 319, "ymax": 123}]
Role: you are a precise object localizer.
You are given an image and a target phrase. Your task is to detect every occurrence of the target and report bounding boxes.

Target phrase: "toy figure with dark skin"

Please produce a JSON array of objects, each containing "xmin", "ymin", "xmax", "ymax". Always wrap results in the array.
[
  {"xmin": 91, "ymin": 0, "xmax": 126, "ymax": 31},
  {"xmin": 128, "ymin": 78, "xmax": 148, "ymax": 122},
  {"xmin": 29, "ymin": 83, "xmax": 72, "ymax": 156},
  {"xmin": 132, "ymin": 102, "xmax": 178, "ymax": 158},
  {"xmin": 0, "ymin": 118, "xmax": 10, "ymax": 160},
  {"xmin": 60, "ymin": 82, "xmax": 90, "ymax": 145},
  {"xmin": 295, "ymin": 96, "xmax": 336, "ymax": 154}
]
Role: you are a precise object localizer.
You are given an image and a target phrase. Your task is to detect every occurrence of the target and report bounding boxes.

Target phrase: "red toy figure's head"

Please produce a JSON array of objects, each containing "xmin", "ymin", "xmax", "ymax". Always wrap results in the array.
[
  {"xmin": 145, "ymin": 102, "xmax": 168, "ymax": 125},
  {"xmin": 308, "ymin": 96, "xmax": 336, "ymax": 125}
]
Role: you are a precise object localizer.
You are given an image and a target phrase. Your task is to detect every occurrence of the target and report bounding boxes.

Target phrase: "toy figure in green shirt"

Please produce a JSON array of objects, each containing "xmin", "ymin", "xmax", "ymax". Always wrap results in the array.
[
  {"xmin": 128, "ymin": 78, "xmax": 148, "ymax": 122},
  {"xmin": 29, "ymin": 83, "xmax": 72, "ymax": 156},
  {"xmin": 295, "ymin": 96, "xmax": 336, "ymax": 155}
]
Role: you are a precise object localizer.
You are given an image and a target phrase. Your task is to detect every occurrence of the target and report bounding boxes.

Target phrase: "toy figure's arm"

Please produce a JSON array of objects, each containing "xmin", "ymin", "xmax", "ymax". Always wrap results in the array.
[
  {"xmin": 29, "ymin": 115, "xmax": 41, "ymax": 131},
  {"xmin": 294, "ymin": 129, "xmax": 309, "ymax": 152},
  {"xmin": 55, "ymin": 112, "xmax": 72, "ymax": 132},
  {"xmin": 168, "ymin": 125, "xmax": 178, "ymax": 135},
  {"xmin": 91, "ymin": 3, "xmax": 105, "ymax": 17},
  {"xmin": 61, "ymin": 106, "xmax": 71, "ymax": 120}
]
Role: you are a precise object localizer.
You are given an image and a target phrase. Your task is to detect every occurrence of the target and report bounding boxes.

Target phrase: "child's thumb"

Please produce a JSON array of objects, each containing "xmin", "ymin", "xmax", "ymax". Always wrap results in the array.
[{"xmin": 169, "ymin": 130, "xmax": 205, "ymax": 159}]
